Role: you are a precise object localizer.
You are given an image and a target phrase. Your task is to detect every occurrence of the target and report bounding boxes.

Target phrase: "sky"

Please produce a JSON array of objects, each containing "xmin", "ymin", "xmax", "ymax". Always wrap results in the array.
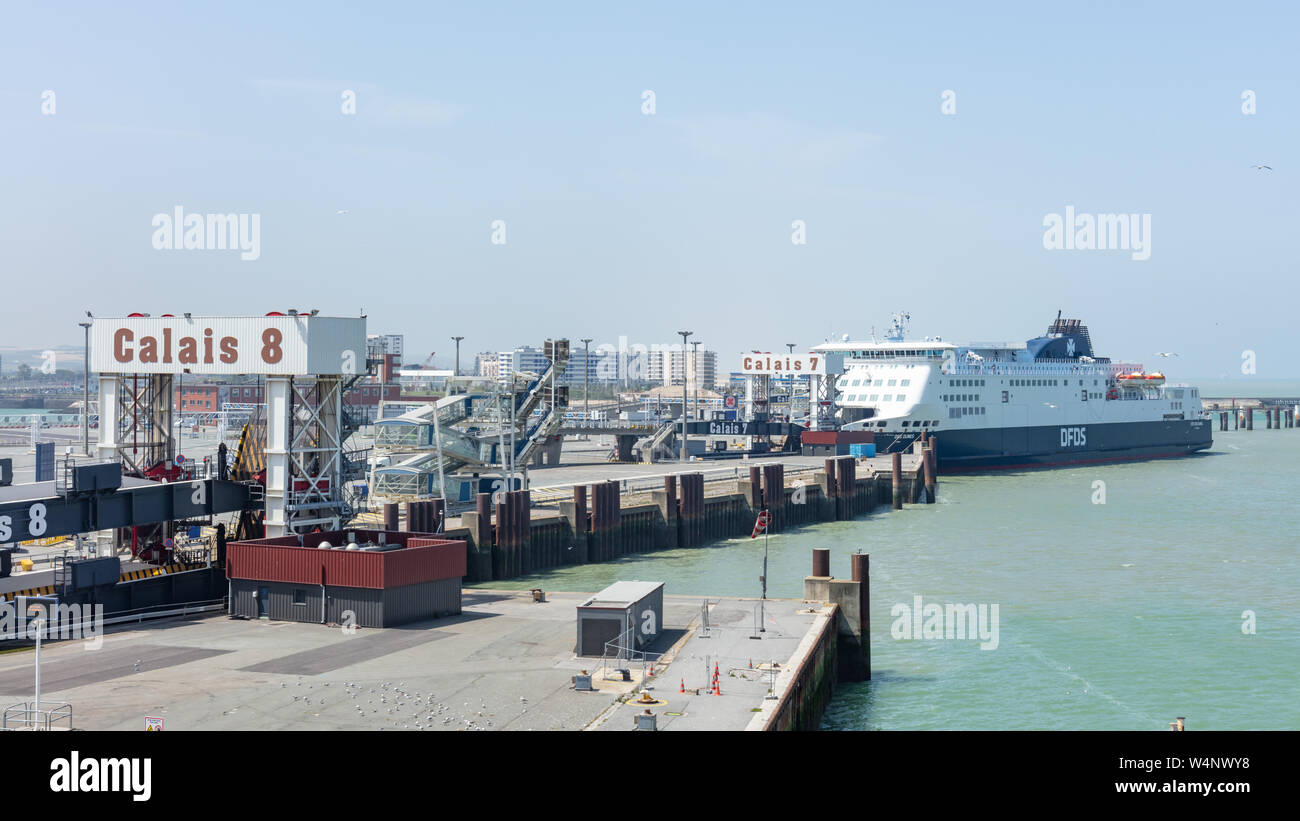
[{"xmin": 1, "ymin": 1, "xmax": 1296, "ymax": 379}]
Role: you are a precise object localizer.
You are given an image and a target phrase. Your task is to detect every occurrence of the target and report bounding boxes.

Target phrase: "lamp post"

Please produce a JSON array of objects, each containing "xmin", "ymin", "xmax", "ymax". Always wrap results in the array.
[
  {"xmin": 580, "ymin": 338, "xmax": 593, "ymax": 420},
  {"xmin": 691, "ymin": 340, "xmax": 702, "ymax": 427},
  {"xmin": 785, "ymin": 343, "xmax": 796, "ymax": 402},
  {"xmin": 451, "ymin": 336, "xmax": 464, "ymax": 378},
  {"xmin": 79, "ymin": 320, "xmax": 92, "ymax": 456},
  {"xmin": 25, "ymin": 595, "xmax": 57, "ymax": 727},
  {"xmin": 677, "ymin": 330, "xmax": 692, "ymax": 461}
]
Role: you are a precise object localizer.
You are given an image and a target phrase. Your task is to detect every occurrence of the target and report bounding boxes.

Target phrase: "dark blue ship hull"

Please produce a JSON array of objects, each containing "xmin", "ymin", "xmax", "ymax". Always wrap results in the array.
[{"xmin": 874, "ymin": 418, "xmax": 1212, "ymax": 472}]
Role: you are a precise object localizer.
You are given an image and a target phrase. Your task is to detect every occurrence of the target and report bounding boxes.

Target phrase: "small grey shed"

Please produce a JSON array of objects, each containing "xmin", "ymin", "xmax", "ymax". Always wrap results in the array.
[{"xmin": 576, "ymin": 581, "xmax": 664, "ymax": 658}]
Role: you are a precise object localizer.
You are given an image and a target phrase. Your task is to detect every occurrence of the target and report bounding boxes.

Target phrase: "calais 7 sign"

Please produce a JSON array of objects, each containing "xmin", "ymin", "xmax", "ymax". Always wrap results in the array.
[{"xmin": 739, "ymin": 354, "xmax": 825, "ymax": 375}]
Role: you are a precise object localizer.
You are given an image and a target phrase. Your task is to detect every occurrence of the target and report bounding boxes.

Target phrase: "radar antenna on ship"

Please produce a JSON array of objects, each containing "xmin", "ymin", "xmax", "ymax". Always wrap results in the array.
[{"xmin": 884, "ymin": 311, "xmax": 911, "ymax": 342}]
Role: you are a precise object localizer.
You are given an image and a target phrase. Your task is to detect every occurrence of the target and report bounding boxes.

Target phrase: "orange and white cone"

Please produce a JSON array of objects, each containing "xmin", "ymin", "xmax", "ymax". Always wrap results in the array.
[{"xmin": 679, "ymin": 678, "xmax": 685, "ymax": 694}]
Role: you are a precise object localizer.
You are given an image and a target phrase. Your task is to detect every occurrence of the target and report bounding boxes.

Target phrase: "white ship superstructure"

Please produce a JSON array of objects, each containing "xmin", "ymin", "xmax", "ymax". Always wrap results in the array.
[{"xmin": 811, "ymin": 313, "xmax": 1211, "ymax": 470}]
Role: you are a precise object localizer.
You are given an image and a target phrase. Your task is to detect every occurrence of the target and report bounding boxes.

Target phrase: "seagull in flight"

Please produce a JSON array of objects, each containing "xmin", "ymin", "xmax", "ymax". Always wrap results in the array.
[
  {"xmin": 1154, "ymin": 352, "xmax": 1179, "ymax": 358},
  {"xmin": 1251, "ymin": 164, "xmax": 1272, "ymax": 171}
]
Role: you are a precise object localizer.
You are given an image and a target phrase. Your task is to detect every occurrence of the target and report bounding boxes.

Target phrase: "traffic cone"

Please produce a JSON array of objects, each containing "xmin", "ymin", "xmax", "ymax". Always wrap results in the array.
[
  {"xmin": 748, "ymin": 658, "xmax": 753, "ymax": 669},
  {"xmin": 679, "ymin": 678, "xmax": 685, "ymax": 694}
]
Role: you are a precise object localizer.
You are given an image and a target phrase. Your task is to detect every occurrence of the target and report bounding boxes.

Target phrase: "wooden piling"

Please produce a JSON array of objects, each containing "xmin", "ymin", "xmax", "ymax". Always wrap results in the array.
[
  {"xmin": 850, "ymin": 552, "xmax": 870, "ymax": 681},
  {"xmin": 812, "ymin": 548, "xmax": 830, "ymax": 577},
  {"xmin": 836, "ymin": 457, "xmax": 856, "ymax": 519},
  {"xmin": 824, "ymin": 458, "xmax": 838, "ymax": 520},
  {"xmin": 474, "ymin": 492, "xmax": 492, "ymax": 580},
  {"xmin": 432, "ymin": 498, "xmax": 445, "ymax": 533},
  {"xmin": 922, "ymin": 445, "xmax": 935, "ymax": 503},
  {"xmin": 383, "ymin": 502, "xmax": 398, "ymax": 532},
  {"xmin": 891, "ymin": 452, "xmax": 903, "ymax": 510}
]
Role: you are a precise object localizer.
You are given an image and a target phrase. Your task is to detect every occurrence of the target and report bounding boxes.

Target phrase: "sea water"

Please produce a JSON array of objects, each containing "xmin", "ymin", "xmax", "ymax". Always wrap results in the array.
[{"xmin": 471, "ymin": 422, "xmax": 1300, "ymax": 730}]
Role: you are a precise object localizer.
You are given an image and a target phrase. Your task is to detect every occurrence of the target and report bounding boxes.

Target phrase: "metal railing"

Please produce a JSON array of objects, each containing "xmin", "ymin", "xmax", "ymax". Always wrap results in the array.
[{"xmin": 2, "ymin": 701, "xmax": 72, "ymax": 731}]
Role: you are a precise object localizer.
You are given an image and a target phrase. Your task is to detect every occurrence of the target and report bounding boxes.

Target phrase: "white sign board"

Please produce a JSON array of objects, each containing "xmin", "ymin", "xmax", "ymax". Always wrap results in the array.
[
  {"xmin": 91, "ymin": 316, "xmax": 366, "ymax": 376},
  {"xmin": 145, "ymin": 716, "xmax": 164, "ymax": 731},
  {"xmin": 739, "ymin": 354, "xmax": 826, "ymax": 376}
]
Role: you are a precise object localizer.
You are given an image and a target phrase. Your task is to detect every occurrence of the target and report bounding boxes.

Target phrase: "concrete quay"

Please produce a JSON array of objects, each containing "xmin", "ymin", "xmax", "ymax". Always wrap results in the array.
[{"xmin": 0, "ymin": 575, "xmax": 861, "ymax": 732}]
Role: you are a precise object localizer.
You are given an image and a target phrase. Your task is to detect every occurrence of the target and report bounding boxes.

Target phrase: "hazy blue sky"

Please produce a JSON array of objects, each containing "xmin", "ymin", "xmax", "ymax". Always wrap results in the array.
[{"xmin": 1, "ymin": 1, "xmax": 1295, "ymax": 379}]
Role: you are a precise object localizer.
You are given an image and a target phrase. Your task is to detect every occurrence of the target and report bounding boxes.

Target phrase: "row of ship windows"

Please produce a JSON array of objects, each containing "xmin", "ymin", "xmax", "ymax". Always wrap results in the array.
[
  {"xmin": 942, "ymin": 394, "xmax": 980, "ymax": 402},
  {"xmin": 844, "ymin": 377, "xmax": 911, "ymax": 388},
  {"xmin": 947, "ymin": 379, "xmax": 985, "ymax": 387},
  {"xmin": 949, "ymin": 407, "xmax": 986, "ymax": 418},
  {"xmin": 849, "ymin": 350, "xmax": 946, "ymax": 358},
  {"xmin": 1010, "ymin": 378, "xmax": 1100, "ymax": 387},
  {"xmin": 843, "ymin": 394, "xmax": 907, "ymax": 402}
]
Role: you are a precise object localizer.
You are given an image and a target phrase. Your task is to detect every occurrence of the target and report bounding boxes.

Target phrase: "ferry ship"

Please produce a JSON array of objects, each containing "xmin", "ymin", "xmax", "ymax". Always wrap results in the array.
[{"xmin": 811, "ymin": 312, "xmax": 1212, "ymax": 471}]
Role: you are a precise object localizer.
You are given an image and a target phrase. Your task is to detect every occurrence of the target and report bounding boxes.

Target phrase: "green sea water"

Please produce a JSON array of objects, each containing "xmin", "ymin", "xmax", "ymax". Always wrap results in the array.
[{"xmin": 470, "ymin": 424, "xmax": 1299, "ymax": 730}]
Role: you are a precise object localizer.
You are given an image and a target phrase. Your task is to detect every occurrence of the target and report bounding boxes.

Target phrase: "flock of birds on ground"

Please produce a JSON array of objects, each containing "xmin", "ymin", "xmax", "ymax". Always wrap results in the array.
[{"xmin": 254, "ymin": 677, "xmax": 531, "ymax": 730}]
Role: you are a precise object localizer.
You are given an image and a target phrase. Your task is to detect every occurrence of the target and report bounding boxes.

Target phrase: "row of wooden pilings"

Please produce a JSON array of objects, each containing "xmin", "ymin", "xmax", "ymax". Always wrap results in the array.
[
  {"xmin": 384, "ymin": 499, "xmax": 444, "ymax": 533},
  {"xmin": 886, "ymin": 433, "xmax": 939, "ymax": 508},
  {"xmin": 1217, "ymin": 407, "xmax": 1298, "ymax": 431},
  {"xmin": 443, "ymin": 452, "xmax": 928, "ymax": 583}
]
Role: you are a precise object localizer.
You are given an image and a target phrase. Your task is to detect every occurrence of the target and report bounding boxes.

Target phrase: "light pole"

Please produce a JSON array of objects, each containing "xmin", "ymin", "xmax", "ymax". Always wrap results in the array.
[
  {"xmin": 451, "ymin": 336, "xmax": 464, "ymax": 378},
  {"xmin": 677, "ymin": 330, "xmax": 692, "ymax": 461},
  {"xmin": 580, "ymin": 337, "xmax": 593, "ymax": 426},
  {"xmin": 691, "ymin": 340, "xmax": 702, "ymax": 426},
  {"xmin": 79, "ymin": 318, "xmax": 92, "ymax": 456},
  {"xmin": 26, "ymin": 595, "xmax": 57, "ymax": 726},
  {"xmin": 786, "ymin": 343, "xmax": 796, "ymax": 404}
]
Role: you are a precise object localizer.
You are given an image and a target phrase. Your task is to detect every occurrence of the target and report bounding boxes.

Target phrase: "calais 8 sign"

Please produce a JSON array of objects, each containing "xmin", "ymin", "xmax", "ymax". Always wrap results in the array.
[
  {"xmin": 91, "ymin": 316, "xmax": 366, "ymax": 376},
  {"xmin": 739, "ymin": 353, "xmax": 825, "ymax": 375}
]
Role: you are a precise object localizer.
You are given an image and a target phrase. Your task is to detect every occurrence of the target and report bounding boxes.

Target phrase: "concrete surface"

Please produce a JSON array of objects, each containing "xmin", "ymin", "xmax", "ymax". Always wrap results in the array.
[{"xmin": 0, "ymin": 589, "xmax": 825, "ymax": 732}]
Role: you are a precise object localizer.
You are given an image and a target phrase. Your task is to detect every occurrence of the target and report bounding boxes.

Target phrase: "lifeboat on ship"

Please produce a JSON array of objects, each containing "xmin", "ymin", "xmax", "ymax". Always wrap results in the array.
[
  {"xmin": 1116, "ymin": 372, "xmax": 1147, "ymax": 387},
  {"xmin": 1143, "ymin": 372, "xmax": 1165, "ymax": 386}
]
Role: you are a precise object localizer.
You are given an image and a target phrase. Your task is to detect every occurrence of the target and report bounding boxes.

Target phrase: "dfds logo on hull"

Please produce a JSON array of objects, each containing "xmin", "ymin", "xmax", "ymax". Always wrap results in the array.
[{"xmin": 1060, "ymin": 427, "xmax": 1087, "ymax": 448}]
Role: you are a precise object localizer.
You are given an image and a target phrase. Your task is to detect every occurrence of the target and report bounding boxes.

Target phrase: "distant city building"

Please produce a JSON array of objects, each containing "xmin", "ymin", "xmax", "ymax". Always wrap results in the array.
[
  {"xmin": 474, "ymin": 351, "xmax": 499, "ymax": 380},
  {"xmin": 648, "ymin": 349, "xmax": 718, "ymax": 390},
  {"xmin": 367, "ymin": 334, "xmax": 404, "ymax": 383},
  {"xmin": 562, "ymin": 346, "xmax": 609, "ymax": 387},
  {"xmin": 175, "ymin": 384, "xmax": 222, "ymax": 412},
  {"xmin": 497, "ymin": 346, "xmax": 550, "ymax": 384},
  {"xmin": 367, "ymin": 334, "xmax": 404, "ymax": 359},
  {"xmin": 175, "ymin": 381, "xmax": 399, "ymax": 414}
]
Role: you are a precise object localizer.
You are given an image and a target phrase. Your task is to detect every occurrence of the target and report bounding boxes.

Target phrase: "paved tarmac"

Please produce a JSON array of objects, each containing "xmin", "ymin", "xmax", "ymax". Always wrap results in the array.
[{"xmin": 0, "ymin": 589, "xmax": 825, "ymax": 732}]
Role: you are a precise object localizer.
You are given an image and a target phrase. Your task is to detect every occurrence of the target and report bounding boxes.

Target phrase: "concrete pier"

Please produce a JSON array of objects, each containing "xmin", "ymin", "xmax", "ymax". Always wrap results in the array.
[{"xmin": 0, "ymin": 567, "xmax": 867, "ymax": 732}]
